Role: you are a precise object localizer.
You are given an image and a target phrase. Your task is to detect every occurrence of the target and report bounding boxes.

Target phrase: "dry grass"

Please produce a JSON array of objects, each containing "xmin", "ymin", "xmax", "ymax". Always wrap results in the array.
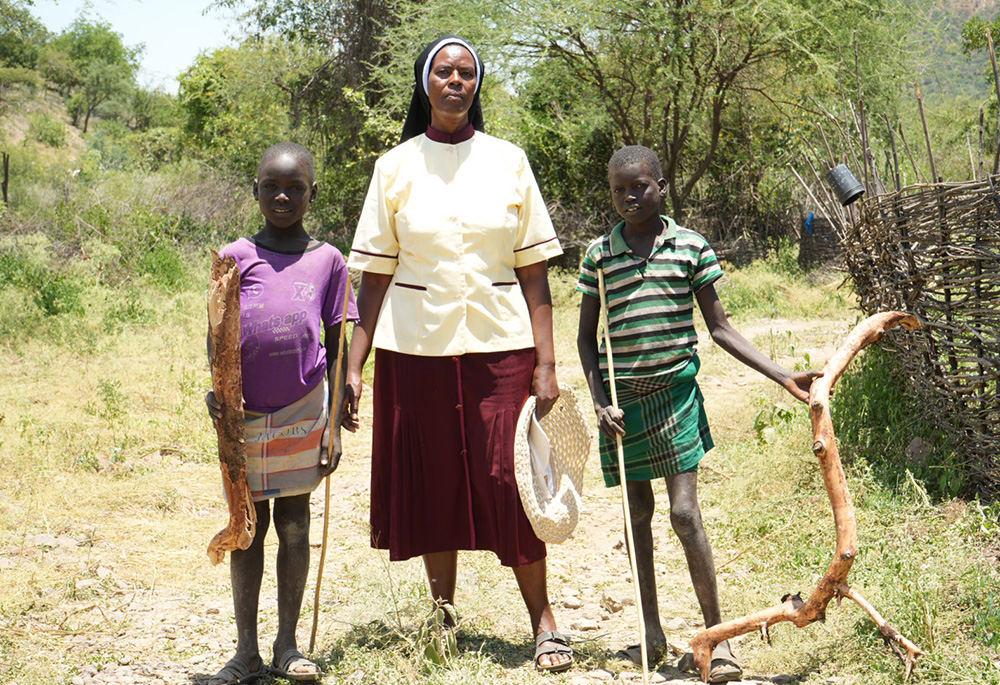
[{"xmin": 0, "ymin": 267, "xmax": 996, "ymax": 685}]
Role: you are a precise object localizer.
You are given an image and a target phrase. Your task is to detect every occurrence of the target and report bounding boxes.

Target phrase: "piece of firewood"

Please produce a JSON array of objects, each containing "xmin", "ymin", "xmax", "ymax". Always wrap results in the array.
[
  {"xmin": 206, "ymin": 250, "xmax": 256, "ymax": 565},
  {"xmin": 690, "ymin": 311, "xmax": 925, "ymax": 681}
]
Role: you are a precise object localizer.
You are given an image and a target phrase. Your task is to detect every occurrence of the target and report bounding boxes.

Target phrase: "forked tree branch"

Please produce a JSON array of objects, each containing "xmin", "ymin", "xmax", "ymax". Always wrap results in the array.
[{"xmin": 690, "ymin": 311, "xmax": 925, "ymax": 681}]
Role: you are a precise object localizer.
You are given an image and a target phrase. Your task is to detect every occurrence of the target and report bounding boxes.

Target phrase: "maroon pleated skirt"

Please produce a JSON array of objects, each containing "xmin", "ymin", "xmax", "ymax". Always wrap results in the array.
[{"xmin": 369, "ymin": 347, "xmax": 546, "ymax": 568}]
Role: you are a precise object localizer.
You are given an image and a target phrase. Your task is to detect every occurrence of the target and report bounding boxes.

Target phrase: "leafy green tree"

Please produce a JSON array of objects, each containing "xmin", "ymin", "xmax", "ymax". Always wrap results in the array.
[
  {"xmin": 37, "ymin": 43, "xmax": 80, "ymax": 95},
  {"xmin": 69, "ymin": 59, "xmax": 133, "ymax": 132},
  {"xmin": 0, "ymin": 1, "xmax": 48, "ymax": 69},
  {"xmin": 209, "ymin": 0, "xmax": 402, "ymax": 237},
  {"xmin": 178, "ymin": 41, "xmax": 300, "ymax": 178},
  {"xmin": 98, "ymin": 84, "xmax": 181, "ymax": 132},
  {"xmin": 47, "ymin": 15, "xmax": 141, "ymax": 129},
  {"xmin": 377, "ymin": 0, "xmax": 920, "ymax": 226},
  {"xmin": 50, "ymin": 16, "xmax": 141, "ymax": 74},
  {"xmin": 127, "ymin": 87, "xmax": 181, "ymax": 131}
]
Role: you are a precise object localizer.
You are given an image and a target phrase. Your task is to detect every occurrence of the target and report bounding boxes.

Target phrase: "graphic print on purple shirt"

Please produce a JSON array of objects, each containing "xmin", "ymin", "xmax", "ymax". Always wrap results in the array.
[{"xmin": 219, "ymin": 237, "xmax": 359, "ymax": 413}]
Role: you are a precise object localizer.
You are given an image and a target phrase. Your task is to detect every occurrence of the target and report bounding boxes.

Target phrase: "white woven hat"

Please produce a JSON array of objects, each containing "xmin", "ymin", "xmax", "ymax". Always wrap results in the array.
[{"xmin": 515, "ymin": 385, "xmax": 591, "ymax": 544}]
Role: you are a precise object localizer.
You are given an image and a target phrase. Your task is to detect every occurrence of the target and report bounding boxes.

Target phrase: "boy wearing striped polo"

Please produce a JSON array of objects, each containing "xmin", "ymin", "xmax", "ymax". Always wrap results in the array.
[{"xmin": 576, "ymin": 145, "xmax": 816, "ymax": 682}]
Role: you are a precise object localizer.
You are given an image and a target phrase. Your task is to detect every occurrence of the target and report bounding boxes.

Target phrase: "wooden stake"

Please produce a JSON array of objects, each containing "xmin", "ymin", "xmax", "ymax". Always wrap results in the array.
[
  {"xmin": 896, "ymin": 121, "xmax": 923, "ymax": 185},
  {"xmin": 985, "ymin": 29, "xmax": 1000, "ymax": 174},
  {"xmin": 882, "ymin": 114, "xmax": 901, "ymax": 192},
  {"xmin": 915, "ymin": 82, "xmax": 937, "ymax": 183},
  {"xmin": 1, "ymin": 150, "xmax": 9, "ymax": 205},
  {"xmin": 310, "ymin": 275, "xmax": 353, "ymax": 654},
  {"xmin": 598, "ymin": 268, "xmax": 649, "ymax": 685}
]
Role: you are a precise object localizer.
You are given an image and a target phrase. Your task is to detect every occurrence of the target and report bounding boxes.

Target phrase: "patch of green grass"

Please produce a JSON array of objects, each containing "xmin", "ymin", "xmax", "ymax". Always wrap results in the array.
[
  {"xmin": 717, "ymin": 240, "xmax": 853, "ymax": 321},
  {"xmin": 833, "ymin": 346, "xmax": 966, "ymax": 499},
  {"xmin": 710, "ymin": 418, "xmax": 1000, "ymax": 685},
  {"xmin": 102, "ymin": 290, "xmax": 153, "ymax": 333},
  {"xmin": 0, "ymin": 235, "xmax": 85, "ymax": 316}
]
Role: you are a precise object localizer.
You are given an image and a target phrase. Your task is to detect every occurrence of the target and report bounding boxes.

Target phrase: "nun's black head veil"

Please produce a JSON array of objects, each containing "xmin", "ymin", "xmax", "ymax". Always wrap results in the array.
[{"xmin": 399, "ymin": 35, "xmax": 485, "ymax": 144}]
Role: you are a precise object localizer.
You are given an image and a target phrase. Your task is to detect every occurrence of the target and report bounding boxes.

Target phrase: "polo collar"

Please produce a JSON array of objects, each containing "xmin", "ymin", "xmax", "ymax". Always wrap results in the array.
[{"xmin": 609, "ymin": 216, "xmax": 678, "ymax": 257}]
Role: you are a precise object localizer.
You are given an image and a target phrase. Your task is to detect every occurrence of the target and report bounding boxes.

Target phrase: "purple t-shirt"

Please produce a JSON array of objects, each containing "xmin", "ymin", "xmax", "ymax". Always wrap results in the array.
[{"xmin": 219, "ymin": 238, "xmax": 359, "ymax": 413}]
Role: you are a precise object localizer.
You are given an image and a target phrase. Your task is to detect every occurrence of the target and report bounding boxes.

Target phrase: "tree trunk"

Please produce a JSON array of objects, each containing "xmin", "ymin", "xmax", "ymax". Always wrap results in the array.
[
  {"xmin": 2, "ymin": 151, "xmax": 8, "ymax": 205},
  {"xmin": 689, "ymin": 312, "xmax": 925, "ymax": 681},
  {"xmin": 206, "ymin": 251, "xmax": 257, "ymax": 565}
]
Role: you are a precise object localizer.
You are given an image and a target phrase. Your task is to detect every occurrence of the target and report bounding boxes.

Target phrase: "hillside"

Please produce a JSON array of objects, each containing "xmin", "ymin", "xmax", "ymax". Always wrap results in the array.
[{"xmin": 0, "ymin": 84, "xmax": 85, "ymax": 156}]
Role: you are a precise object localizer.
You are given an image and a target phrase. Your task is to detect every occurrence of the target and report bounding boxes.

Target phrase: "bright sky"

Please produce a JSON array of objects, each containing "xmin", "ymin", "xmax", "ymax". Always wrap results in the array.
[{"xmin": 29, "ymin": 0, "xmax": 242, "ymax": 93}]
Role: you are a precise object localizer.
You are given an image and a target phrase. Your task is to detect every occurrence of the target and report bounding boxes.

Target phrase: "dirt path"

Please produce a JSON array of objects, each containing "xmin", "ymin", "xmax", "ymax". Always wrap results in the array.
[{"xmin": 3, "ymin": 318, "xmax": 850, "ymax": 685}]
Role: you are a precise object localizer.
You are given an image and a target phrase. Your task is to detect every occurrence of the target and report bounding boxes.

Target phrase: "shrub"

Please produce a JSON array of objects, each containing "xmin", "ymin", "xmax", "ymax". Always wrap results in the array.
[
  {"xmin": 28, "ymin": 113, "xmax": 66, "ymax": 147},
  {"xmin": 833, "ymin": 345, "xmax": 965, "ymax": 498},
  {"xmin": 0, "ymin": 233, "xmax": 84, "ymax": 316}
]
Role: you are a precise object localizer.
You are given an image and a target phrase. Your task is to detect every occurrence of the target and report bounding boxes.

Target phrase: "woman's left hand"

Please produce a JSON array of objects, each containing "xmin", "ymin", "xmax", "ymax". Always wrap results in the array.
[{"xmin": 532, "ymin": 364, "xmax": 559, "ymax": 418}]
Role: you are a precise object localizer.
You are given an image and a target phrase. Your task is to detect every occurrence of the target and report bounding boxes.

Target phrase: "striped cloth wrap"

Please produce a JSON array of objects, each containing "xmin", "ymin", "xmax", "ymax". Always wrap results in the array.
[
  {"xmin": 599, "ymin": 354, "xmax": 713, "ymax": 487},
  {"xmin": 243, "ymin": 379, "xmax": 328, "ymax": 501}
]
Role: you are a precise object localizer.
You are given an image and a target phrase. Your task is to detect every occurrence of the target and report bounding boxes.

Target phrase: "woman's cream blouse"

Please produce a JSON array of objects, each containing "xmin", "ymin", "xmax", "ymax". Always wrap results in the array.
[{"xmin": 348, "ymin": 132, "xmax": 563, "ymax": 357}]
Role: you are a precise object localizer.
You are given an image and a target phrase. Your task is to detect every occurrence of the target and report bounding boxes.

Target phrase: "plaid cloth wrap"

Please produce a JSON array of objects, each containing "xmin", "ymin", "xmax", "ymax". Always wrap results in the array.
[
  {"xmin": 599, "ymin": 355, "xmax": 713, "ymax": 487},
  {"xmin": 242, "ymin": 379, "xmax": 328, "ymax": 502}
]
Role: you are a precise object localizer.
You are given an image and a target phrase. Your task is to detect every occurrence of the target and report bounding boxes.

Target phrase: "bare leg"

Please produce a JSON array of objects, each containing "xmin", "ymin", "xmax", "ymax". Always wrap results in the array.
[
  {"xmin": 270, "ymin": 493, "xmax": 318, "ymax": 677},
  {"xmin": 665, "ymin": 470, "xmax": 720, "ymax": 626},
  {"xmin": 422, "ymin": 550, "xmax": 458, "ymax": 626},
  {"xmin": 665, "ymin": 470, "xmax": 739, "ymax": 679},
  {"xmin": 625, "ymin": 480, "xmax": 667, "ymax": 662},
  {"xmin": 208, "ymin": 499, "xmax": 269, "ymax": 685},
  {"xmin": 512, "ymin": 558, "xmax": 571, "ymax": 670}
]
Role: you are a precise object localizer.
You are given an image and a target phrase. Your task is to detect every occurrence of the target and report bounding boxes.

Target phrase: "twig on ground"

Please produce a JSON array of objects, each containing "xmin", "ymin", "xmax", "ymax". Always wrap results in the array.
[{"xmin": 699, "ymin": 463, "xmax": 732, "ymax": 480}]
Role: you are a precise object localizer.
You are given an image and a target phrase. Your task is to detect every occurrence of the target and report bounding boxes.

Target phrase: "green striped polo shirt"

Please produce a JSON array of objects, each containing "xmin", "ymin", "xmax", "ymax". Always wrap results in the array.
[{"xmin": 577, "ymin": 216, "xmax": 723, "ymax": 379}]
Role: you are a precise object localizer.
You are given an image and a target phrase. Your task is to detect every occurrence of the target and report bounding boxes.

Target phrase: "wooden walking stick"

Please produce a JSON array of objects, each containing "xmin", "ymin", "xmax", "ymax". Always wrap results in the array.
[
  {"xmin": 309, "ymin": 276, "xmax": 353, "ymax": 654},
  {"xmin": 598, "ymin": 268, "xmax": 650, "ymax": 685}
]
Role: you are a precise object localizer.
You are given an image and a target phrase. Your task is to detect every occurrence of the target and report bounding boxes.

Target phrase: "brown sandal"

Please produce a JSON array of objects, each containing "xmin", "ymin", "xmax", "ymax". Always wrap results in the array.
[{"xmin": 534, "ymin": 630, "xmax": 574, "ymax": 673}]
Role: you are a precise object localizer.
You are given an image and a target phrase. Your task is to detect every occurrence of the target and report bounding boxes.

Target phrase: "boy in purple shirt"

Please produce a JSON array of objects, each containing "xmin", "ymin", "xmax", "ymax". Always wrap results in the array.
[{"xmin": 206, "ymin": 142, "xmax": 358, "ymax": 684}]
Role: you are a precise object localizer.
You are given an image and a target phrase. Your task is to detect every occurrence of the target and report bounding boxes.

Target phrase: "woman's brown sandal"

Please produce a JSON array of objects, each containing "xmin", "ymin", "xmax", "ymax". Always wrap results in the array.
[{"xmin": 534, "ymin": 630, "xmax": 574, "ymax": 673}]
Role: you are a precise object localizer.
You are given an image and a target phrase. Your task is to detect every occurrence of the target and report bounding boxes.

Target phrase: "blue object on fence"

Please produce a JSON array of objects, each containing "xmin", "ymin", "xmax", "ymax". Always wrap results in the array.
[{"xmin": 805, "ymin": 212, "xmax": 814, "ymax": 235}]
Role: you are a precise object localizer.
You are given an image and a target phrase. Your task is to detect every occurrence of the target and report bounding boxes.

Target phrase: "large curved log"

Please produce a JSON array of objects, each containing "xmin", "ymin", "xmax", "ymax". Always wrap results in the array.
[
  {"xmin": 206, "ymin": 251, "xmax": 256, "ymax": 565},
  {"xmin": 690, "ymin": 312, "xmax": 925, "ymax": 681}
]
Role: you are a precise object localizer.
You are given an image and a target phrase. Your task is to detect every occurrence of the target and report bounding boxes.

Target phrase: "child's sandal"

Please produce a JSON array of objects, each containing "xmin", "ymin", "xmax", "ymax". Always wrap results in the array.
[{"xmin": 707, "ymin": 640, "xmax": 742, "ymax": 683}]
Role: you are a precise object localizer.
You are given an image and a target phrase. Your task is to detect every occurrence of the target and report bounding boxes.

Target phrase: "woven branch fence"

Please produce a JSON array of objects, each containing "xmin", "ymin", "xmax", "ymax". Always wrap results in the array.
[
  {"xmin": 795, "ymin": 43, "xmax": 1000, "ymax": 497},
  {"xmin": 846, "ymin": 181, "xmax": 1000, "ymax": 495}
]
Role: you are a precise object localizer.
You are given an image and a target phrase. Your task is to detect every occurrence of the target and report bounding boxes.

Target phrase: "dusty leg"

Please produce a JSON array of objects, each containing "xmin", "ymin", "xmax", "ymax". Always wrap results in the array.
[
  {"xmin": 665, "ymin": 470, "xmax": 720, "ymax": 626},
  {"xmin": 271, "ymin": 493, "xmax": 318, "ymax": 677},
  {"xmin": 625, "ymin": 479, "xmax": 667, "ymax": 662},
  {"xmin": 423, "ymin": 550, "xmax": 458, "ymax": 626},
  {"xmin": 512, "ymin": 558, "xmax": 571, "ymax": 670},
  {"xmin": 666, "ymin": 469, "xmax": 740, "ymax": 680},
  {"xmin": 208, "ymin": 499, "xmax": 269, "ymax": 685}
]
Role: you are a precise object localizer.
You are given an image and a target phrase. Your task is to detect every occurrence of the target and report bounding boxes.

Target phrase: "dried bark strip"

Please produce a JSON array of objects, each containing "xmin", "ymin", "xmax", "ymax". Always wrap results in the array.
[
  {"xmin": 206, "ymin": 251, "xmax": 256, "ymax": 565},
  {"xmin": 689, "ymin": 312, "xmax": 925, "ymax": 682}
]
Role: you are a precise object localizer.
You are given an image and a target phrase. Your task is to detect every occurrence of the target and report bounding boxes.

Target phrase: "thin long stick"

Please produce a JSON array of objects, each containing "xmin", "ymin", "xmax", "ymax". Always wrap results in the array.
[
  {"xmin": 597, "ymin": 268, "xmax": 649, "ymax": 685},
  {"xmin": 309, "ymin": 275, "xmax": 353, "ymax": 654},
  {"xmin": 915, "ymin": 82, "xmax": 937, "ymax": 183},
  {"xmin": 985, "ymin": 29, "xmax": 1000, "ymax": 174}
]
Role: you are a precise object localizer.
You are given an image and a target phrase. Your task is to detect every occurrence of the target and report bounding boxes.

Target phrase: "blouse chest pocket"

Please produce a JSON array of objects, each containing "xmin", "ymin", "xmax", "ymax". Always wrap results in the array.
[{"xmin": 462, "ymin": 196, "xmax": 520, "ymax": 281}]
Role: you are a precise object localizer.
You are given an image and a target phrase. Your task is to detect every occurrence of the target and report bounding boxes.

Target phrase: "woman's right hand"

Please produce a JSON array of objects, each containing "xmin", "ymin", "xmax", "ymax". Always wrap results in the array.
[
  {"xmin": 597, "ymin": 404, "xmax": 626, "ymax": 439},
  {"xmin": 205, "ymin": 390, "xmax": 222, "ymax": 422},
  {"xmin": 342, "ymin": 372, "xmax": 363, "ymax": 432}
]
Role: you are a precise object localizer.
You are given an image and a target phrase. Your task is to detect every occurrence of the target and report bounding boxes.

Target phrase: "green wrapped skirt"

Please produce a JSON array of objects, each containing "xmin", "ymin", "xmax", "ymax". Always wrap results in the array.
[{"xmin": 599, "ymin": 354, "xmax": 713, "ymax": 487}]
